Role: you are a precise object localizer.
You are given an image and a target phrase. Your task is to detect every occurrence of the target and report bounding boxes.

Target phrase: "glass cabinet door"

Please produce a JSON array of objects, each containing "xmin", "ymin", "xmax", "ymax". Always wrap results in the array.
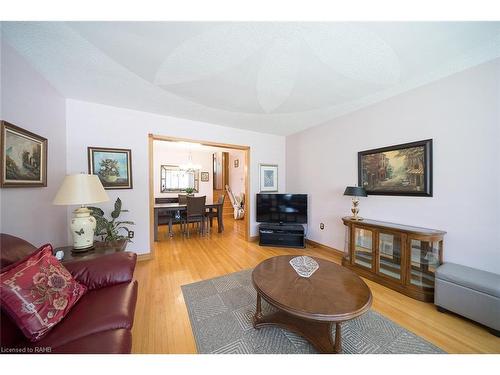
[
  {"xmin": 354, "ymin": 228, "xmax": 373, "ymax": 269},
  {"xmin": 409, "ymin": 239, "xmax": 441, "ymax": 288},
  {"xmin": 377, "ymin": 232, "xmax": 402, "ymax": 280}
]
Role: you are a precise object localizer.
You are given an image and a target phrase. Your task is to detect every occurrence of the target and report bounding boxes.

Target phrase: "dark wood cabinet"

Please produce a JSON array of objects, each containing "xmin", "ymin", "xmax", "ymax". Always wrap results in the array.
[{"xmin": 342, "ymin": 217, "xmax": 446, "ymax": 302}]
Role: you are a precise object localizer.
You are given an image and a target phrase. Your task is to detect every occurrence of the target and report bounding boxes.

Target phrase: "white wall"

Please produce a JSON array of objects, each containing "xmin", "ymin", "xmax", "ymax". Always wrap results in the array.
[
  {"xmin": 66, "ymin": 100, "xmax": 286, "ymax": 254},
  {"xmin": 0, "ymin": 41, "xmax": 67, "ymax": 247},
  {"xmin": 287, "ymin": 59, "xmax": 500, "ymax": 274},
  {"xmin": 153, "ymin": 141, "xmax": 213, "ymax": 202},
  {"xmin": 228, "ymin": 150, "xmax": 245, "ymax": 196}
]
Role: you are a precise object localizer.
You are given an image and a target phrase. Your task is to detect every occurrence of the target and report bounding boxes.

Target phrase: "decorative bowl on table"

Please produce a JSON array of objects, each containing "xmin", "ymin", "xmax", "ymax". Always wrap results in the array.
[{"xmin": 289, "ymin": 256, "xmax": 319, "ymax": 278}]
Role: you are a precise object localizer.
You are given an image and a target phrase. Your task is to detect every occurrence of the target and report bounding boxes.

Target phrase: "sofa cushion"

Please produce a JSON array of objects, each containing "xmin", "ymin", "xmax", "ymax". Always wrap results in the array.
[
  {"xmin": 435, "ymin": 263, "xmax": 500, "ymax": 298},
  {"xmin": 0, "ymin": 233, "xmax": 37, "ymax": 270},
  {"xmin": 0, "ymin": 244, "xmax": 88, "ymax": 342},
  {"xmin": 50, "ymin": 329, "xmax": 132, "ymax": 354},
  {"xmin": 34, "ymin": 281, "xmax": 138, "ymax": 349},
  {"xmin": 64, "ymin": 252, "xmax": 137, "ymax": 290}
]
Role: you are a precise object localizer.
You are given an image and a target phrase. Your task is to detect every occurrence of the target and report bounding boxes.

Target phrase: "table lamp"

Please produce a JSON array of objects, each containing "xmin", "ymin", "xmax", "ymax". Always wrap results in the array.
[
  {"xmin": 343, "ymin": 186, "xmax": 367, "ymax": 221},
  {"xmin": 53, "ymin": 174, "xmax": 109, "ymax": 251}
]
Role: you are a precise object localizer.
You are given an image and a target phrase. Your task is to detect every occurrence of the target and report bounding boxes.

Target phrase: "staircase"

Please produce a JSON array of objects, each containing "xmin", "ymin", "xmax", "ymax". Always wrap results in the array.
[{"xmin": 213, "ymin": 189, "xmax": 233, "ymax": 217}]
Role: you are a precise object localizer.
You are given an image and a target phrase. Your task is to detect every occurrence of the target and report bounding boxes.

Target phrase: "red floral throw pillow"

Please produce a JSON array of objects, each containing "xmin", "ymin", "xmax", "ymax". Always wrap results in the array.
[{"xmin": 0, "ymin": 244, "xmax": 87, "ymax": 342}]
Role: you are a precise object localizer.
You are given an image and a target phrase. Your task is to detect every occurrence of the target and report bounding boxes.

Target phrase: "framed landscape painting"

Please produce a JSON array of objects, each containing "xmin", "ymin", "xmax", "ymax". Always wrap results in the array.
[
  {"xmin": 259, "ymin": 164, "xmax": 278, "ymax": 192},
  {"xmin": 1, "ymin": 121, "xmax": 47, "ymax": 188},
  {"xmin": 358, "ymin": 139, "xmax": 432, "ymax": 196},
  {"xmin": 88, "ymin": 147, "xmax": 133, "ymax": 189}
]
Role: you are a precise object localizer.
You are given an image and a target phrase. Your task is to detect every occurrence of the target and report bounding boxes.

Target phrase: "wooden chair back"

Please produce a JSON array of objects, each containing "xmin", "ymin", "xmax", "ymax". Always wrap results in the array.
[{"xmin": 187, "ymin": 196, "xmax": 206, "ymax": 217}]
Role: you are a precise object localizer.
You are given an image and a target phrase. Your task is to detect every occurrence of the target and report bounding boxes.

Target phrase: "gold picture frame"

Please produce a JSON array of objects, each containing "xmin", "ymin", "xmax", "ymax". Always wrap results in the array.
[{"xmin": 1, "ymin": 121, "xmax": 48, "ymax": 188}]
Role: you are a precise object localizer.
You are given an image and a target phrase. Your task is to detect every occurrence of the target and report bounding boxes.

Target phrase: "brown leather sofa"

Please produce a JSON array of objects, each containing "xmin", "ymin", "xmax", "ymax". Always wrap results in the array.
[{"xmin": 0, "ymin": 233, "xmax": 138, "ymax": 354}]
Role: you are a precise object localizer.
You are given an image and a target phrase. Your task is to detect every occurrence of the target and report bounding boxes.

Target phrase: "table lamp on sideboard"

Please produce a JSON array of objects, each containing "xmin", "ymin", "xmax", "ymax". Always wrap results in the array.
[
  {"xmin": 343, "ymin": 186, "xmax": 367, "ymax": 221},
  {"xmin": 53, "ymin": 174, "xmax": 109, "ymax": 252}
]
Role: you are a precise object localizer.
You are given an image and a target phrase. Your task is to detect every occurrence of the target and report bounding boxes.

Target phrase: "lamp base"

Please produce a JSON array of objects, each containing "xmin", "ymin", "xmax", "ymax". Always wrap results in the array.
[
  {"xmin": 70, "ymin": 207, "xmax": 97, "ymax": 251},
  {"xmin": 350, "ymin": 198, "xmax": 363, "ymax": 221},
  {"xmin": 71, "ymin": 245, "xmax": 94, "ymax": 253}
]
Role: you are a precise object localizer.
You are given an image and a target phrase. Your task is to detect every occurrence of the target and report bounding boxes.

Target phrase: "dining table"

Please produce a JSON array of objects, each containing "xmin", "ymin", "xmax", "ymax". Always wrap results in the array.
[{"xmin": 153, "ymin": 201, "xmax": 224, "ymax": 240}]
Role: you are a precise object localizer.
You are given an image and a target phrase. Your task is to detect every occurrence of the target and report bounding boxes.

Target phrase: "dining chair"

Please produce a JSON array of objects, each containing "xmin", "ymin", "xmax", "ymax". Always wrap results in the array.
[
  {"xmin": 185, "ymin": 195, "xmax": 207, "ymax": 237},
  {"xmin": 176, "ymin": 194, "xmax": 188, "ymax": 233},
  {"xmin": 205, "ymin": 194, "xmax": 224, "ymax": 233}
]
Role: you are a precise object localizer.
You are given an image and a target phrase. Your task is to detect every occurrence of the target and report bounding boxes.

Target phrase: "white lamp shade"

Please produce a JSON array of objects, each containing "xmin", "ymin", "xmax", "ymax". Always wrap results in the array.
[{"xmin": 53, "ymin": 174, "xmax": 109, "ymax": 206}]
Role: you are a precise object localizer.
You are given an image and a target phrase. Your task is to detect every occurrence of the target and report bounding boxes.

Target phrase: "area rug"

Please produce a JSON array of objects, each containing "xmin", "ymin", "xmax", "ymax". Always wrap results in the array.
[{"xmin": 181, "ymin": 269, "xmax": 445, "ymax": 354}]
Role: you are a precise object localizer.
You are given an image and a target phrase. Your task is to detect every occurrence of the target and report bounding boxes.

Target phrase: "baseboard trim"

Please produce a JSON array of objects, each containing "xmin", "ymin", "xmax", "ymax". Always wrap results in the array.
[
  {"xmin": 249, "ymin": 235, "xmax": 259, "ymax": 242},
  {"xmin": 305, "ymin": 239, "xmax": 344, "ymax": 256},
  {"xmin": 137, "ymin": 253, "xmax": 152, "ymax": 261}
]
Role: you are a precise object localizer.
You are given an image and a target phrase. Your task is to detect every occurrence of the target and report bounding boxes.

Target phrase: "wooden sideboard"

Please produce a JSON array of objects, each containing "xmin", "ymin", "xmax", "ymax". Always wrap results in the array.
[{"xmin": 342, "ymin": 217, "xmax": 446, "ymax": 302}]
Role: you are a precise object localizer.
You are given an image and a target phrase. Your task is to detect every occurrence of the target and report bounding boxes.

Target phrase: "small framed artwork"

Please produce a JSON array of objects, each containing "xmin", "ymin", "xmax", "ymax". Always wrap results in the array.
[
  {"xmin": 234, "ymin": 159, "xmax": 239, "ymax": 168},
  {"xmin": 88, "ymin": 147, "xmax": 133, "ymax": 189},
  {"xmin": 259, "ymin": 164, "xmax": 278, "ymax": 192},
  {"xmin": 358, "ymin": 139, "xmax": 432, "ymax": 196},
  {"xmin": 201, "ymin": 171, "xmax": 209, "ymax": 182},
  {"xmin": 1, "ymin": 121, "xmax": 47, "ymax": 188}
]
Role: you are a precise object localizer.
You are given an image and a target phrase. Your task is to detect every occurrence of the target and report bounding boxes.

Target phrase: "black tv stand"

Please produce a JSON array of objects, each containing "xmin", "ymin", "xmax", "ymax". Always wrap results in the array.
[{"xmin": 258, "ymin": 223, "xmax": 305, "ymax": 248}]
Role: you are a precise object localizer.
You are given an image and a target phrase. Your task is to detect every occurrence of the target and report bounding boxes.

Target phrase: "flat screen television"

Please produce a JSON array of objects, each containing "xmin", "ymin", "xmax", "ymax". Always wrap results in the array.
[{"xmin": 256, "ymin": 194, "xmax": 308, "ymax": 224}]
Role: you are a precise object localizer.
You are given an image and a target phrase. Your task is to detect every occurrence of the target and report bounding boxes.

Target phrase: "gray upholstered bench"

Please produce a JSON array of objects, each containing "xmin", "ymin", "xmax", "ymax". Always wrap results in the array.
[{"xmin": 435, "ymin": 263, "xmax": 500, "ymax": 336}]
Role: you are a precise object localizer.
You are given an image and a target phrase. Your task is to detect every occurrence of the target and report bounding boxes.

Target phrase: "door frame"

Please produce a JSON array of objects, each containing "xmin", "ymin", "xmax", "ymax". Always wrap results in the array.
[{"xmin": 148, "ymin": 133, "xmax": 251, "ymax": 259}]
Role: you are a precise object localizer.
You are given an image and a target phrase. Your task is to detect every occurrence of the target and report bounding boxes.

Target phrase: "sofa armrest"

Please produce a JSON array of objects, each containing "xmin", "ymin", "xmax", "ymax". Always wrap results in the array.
[{"xmin": 64, "ymin": 252, "xmax": 137, "ymax": 290}]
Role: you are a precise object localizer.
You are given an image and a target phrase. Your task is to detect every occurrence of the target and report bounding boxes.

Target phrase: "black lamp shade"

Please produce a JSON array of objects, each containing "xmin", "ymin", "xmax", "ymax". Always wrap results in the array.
[{"xmin": 343, "ymin": 186, "xmax": 367, "ymax": 197}]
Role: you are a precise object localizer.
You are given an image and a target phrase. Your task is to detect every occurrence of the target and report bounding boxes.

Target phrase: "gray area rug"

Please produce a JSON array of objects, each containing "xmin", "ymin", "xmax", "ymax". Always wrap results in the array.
[{"xmin": 181, "ymin": 269, "xmax": 445, "ymax": 354}]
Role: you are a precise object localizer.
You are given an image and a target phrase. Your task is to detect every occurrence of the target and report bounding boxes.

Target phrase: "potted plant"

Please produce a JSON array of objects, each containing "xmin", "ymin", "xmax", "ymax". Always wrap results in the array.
[
  {"xmin": 185, "ymin": 187, "xmax": 195, "ymax": 196},
  {"xmin": 88, "ymin": 197, "xmax": 134, "ymax": 246},
  {"xmin": 98, "ymin": 158, "xmax": 120, "ymax": 183}
]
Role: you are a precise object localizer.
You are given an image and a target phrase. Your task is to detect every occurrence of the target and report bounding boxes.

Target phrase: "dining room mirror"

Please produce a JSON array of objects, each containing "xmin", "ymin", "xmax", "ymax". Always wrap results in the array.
[{"xmin": 160, "ymin": 165, "xmax": 199, "ymax": 193}]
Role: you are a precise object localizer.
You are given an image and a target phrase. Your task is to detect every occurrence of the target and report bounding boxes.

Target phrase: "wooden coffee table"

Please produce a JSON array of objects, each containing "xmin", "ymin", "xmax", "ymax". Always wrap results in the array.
[{"xmin": 252, "ymin": 255, "xmax": 372, "ymax": 353}]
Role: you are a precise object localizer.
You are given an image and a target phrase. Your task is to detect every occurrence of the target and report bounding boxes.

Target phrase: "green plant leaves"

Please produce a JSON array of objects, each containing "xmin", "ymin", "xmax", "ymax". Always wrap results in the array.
[
  {"xmin": 115, "ymin": 220, "xmax": 135, "ymax": 226},
  {"xmin": 89, "ymin": 197, "xmax": 134, "ymax": 242},
  {"xmin": 95, "ymin": 216, "xmax": 108, "ymax": 235},
  {"xmin": 111, "ymin": 197, "xmax": 122, "ymax": 219},
  {"xmin": 88, "ymin": 206, "xmax": 104, "ymax": 217}
]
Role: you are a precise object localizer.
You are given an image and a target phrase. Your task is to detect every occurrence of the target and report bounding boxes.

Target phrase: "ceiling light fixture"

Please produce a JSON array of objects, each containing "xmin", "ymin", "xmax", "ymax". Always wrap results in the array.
[{"xmin": 180, "ymin": 151, "xmax": 202, "ymax": 172}]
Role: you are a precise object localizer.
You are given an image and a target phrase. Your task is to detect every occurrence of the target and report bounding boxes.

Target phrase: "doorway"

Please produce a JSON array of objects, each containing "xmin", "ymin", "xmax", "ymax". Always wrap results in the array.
[{"xmin": 148, "ymin": 134, "xmax": 250, "ymax": 259}]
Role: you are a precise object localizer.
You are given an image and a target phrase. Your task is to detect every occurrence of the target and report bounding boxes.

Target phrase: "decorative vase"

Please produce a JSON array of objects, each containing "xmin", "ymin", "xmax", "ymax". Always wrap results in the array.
[{"xmin": 70, "ymin": 207, "xmax": 96, "ymax": 251}]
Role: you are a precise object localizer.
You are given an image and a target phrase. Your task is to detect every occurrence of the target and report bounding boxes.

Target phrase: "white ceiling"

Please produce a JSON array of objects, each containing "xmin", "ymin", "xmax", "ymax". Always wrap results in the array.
[{"xmin": 2, "ymin": 22, "xmax": 500, "ymax": 135}]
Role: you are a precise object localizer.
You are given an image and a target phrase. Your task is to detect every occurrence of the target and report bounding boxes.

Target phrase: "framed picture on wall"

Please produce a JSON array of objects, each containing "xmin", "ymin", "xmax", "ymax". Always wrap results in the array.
[
  {"xmin": 358, "ymin": 139, "xmax": 432, "ymax": 196},
  {"xmin": 259, "ymin": 164, "xmax": 278, "ymax": 192},
  {"xmin": 200, "ymin": 171, "xmax": 209, "ymax": 182},
  {"xmin": 0, "ymin": 121, "xmax": 47, "ymax": 188},
  {"xmin": 88, "ymin": 147, "xmax": 133, "ymax": 189}
]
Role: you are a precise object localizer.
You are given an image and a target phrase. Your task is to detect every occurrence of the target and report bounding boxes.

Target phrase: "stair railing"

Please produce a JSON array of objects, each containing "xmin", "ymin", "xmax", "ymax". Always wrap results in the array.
[{"xmin": 225, "ymin": 184, "xmax": 245, "ymax": 220}]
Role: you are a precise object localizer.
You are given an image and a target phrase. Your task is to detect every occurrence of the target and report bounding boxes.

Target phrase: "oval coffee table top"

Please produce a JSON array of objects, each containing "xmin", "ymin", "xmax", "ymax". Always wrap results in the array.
[{"xmin": 252, "ymin": 255, "xmax": 372, "ymax": 322}]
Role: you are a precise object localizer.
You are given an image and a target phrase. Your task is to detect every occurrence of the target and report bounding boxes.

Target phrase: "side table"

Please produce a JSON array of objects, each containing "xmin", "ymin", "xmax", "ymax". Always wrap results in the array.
[{"xmin": 53, "ymin": 240, "xmax": 128, "ymax": 263}]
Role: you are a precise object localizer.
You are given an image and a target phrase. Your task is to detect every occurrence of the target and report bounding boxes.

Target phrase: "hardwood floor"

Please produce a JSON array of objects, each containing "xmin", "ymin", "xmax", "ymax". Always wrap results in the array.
[{"xmin": 131, "ymin": 220, "xmax": 500, "ymax": 354}]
